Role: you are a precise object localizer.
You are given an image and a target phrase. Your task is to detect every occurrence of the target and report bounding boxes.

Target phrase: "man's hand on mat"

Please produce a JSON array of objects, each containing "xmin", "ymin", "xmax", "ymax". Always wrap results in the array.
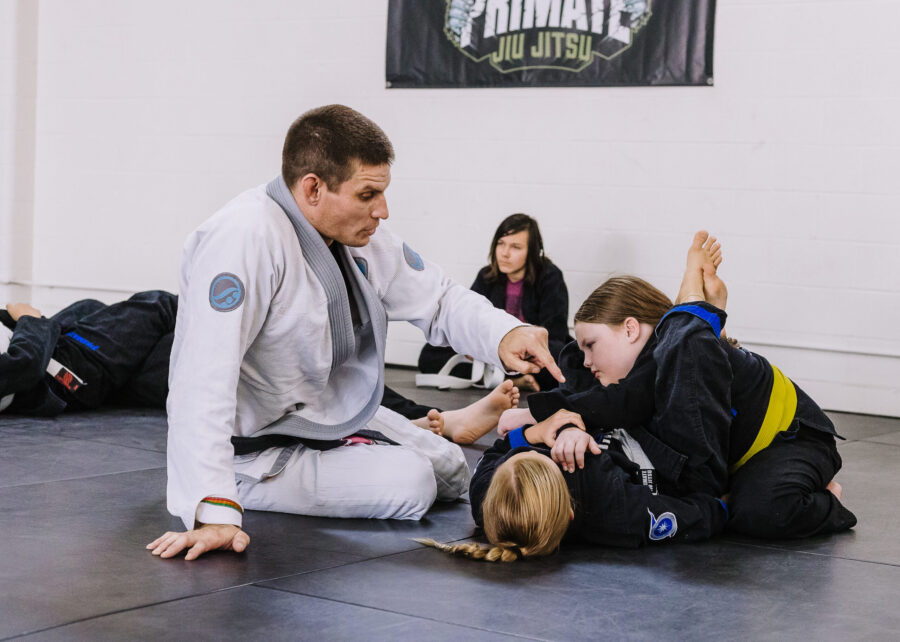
[
  {"xmin": 552, "ymin": 427, "xmax": 602, "ymax": 473},
  {"xmin": 524, "ymin": 409, "xmax": 586, "ymax": 448},
  {"xmin": 498, "ymin": 325, "xmax": 565, "ymax": 384},
  {"xmin": 147, "ymin": 524, "xmax": 250, "ymax": 561},
  {"xmin": 6, "ymin": 303, "xmax": 41, "ymax": 320}
]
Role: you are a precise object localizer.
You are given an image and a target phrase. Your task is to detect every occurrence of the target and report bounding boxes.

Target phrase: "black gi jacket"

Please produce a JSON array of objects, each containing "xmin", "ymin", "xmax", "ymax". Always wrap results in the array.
[
  {"xmin": 527, "ymin": 302, "xmax": 838, "ymax": 497},
  {"xmin": 0, "ymin": 311, "xmax": 68, "ymax": 416},
  {"xmin": 469, "ymin": 436, "xmax": 727, "ymax": 548}
]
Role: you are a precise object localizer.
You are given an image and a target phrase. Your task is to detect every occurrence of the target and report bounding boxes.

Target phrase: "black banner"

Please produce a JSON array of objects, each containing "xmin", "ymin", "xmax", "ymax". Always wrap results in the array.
[{"xmin": 386, "ymin": 1, "xmax": 716, "ymax": 88}]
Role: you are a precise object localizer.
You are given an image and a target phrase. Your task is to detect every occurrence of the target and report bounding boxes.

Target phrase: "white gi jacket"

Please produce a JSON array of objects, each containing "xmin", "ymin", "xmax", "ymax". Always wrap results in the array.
[{"xmin": 167, "ymin": 179, "xmax": 522, "ymax": 529}]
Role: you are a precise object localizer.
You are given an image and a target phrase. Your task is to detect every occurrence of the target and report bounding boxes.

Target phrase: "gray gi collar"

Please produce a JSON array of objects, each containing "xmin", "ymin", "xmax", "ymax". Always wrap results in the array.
[
  {"xmin": 263, "ymin": 176, "xmax": 387, "ymax": 439},
  {"xmin": 266, "ymin": 176, "xmax": 357, "ymax": 367}
]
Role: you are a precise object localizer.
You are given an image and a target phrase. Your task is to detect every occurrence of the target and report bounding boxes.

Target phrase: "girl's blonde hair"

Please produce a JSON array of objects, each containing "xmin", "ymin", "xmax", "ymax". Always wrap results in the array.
[
  {"xmin": 418, "ymin": 456, "xmax": 571, "ymax": 562},
  {"xmin": 575, "ymin": 275, "xmax": 672, "ymax": 327}
]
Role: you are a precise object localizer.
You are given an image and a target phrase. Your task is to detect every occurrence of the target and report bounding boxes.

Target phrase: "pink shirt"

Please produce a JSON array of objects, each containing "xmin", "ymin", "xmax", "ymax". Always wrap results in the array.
[{"xmin": 505, "ymin": 279, "xmax": 525, "ymax": 322}]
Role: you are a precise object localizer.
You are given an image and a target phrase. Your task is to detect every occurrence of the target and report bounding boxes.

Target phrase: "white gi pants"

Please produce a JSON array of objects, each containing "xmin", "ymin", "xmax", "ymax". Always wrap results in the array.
[{"xmin": 233, "ymin": 406, "xmax": 469, "ymax": 520}]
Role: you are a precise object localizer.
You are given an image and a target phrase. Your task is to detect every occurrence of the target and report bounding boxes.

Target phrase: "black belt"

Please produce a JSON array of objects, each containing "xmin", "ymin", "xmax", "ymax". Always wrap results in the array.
[{"xmin": 231, "ymin": 429, "xmax": 399, "ymax": 456}]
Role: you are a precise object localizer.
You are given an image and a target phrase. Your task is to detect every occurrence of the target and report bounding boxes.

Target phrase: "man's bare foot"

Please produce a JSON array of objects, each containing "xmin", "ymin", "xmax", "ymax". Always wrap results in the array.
[
  {"xmin": 826, "ymin": 480, "xmax": 842, "ymax": 500},
  {"xmin": 441, "ymin": 380, "xmax": 520, "ymax": 445},
  {"xmin": 412, "ymin": 409, "xmax": 443, "ymax": 437},
  {"xmin": 701, "ymin": 263, "xmax": 728, "ymax": 310},
  {"xmin": 510, "ymin": 374, "xmax": 540, "ymax": 392}
]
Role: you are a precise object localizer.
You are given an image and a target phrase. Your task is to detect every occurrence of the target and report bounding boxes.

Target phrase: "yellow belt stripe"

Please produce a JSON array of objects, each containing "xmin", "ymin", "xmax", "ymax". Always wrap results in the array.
[{"xmin": 729, "ymin": 364, "xmax": 797, "ymax": 473}]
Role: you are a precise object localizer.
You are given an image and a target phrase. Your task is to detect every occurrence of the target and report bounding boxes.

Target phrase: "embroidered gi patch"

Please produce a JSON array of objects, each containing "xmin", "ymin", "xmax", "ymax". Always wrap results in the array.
[
  {"xmin": 353, "ymin": 256, "xmax": 369, "ymax": 279},
  {"xmin": 648, "ymin": 509, "xmax": 677, "ymax": 541},
  {"xmin": 209, "ymin": 272, "xmax": 245, "ymax": 312},
  {"xmin": 402, "ymin": 243, "xmax": 424, "ymax": 271}
]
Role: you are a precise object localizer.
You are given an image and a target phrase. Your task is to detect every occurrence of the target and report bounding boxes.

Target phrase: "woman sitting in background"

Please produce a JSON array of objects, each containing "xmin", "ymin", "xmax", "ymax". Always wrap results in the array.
[{"xmin": 418, "ymin": 213, "xmax": 572, "ymax": 391}]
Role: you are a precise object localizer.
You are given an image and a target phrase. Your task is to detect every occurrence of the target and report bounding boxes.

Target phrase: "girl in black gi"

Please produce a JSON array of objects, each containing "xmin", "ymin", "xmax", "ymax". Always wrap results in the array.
[
  {"xmin": 0, "ymin": 290, "xmax": 177, "ymax": 416},
  {"xmin": 417, "ymin": 213, "xmax": 572, "ymax": 391},
  {"xmin": 421, "ymin": 231, "xmax": 855, "ymax": 561}
]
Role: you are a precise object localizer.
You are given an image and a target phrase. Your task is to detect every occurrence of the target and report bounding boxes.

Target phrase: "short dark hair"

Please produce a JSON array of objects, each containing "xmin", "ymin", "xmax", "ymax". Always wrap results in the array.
[
  {"xmin": 486, "ymin": 213, "xmax": 547, "ymax": 285},
  {"xmin": 282, "ymin": 104, "xmax": 395, "ymax": 190}
]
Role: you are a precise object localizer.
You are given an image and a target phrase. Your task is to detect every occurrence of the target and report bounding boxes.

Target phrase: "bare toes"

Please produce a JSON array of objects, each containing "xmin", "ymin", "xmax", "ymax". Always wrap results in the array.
[{"xmin": 692, "ymin": 230, "xmax": 709, "ymax": 249}]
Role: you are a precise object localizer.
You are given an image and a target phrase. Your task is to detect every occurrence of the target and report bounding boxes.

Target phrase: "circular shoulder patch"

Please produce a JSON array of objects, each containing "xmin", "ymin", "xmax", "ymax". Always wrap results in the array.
[
  {"xmin": 402, "ymin": 243, "xmax": 424, "ymax": 271},
  {"xmin": 209, "ymin": 273, "xmax": 245, "ymax": 312}
]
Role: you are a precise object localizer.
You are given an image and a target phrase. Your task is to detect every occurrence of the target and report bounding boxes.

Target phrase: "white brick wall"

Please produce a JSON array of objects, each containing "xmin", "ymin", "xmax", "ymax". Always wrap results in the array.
[
  {"xmin": 0, "ymin": 0, "xmax": 37, "ymax": 303},
  {"xmin": 1, "ymin": 0, "xmax": 898, "ymax": 415}
]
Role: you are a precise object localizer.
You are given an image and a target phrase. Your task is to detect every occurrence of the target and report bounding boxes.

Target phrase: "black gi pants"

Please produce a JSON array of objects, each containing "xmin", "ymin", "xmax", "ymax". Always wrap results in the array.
[
  {"xmin": 380, "ymin": 385, "xmax": 440, "ymax": 420},
  {"xmin": 418, "ymin": 344, "xmax": 472, "ymax": 378},
  {"xmin": 727, "ymin": 427, "xmax": 857, "ymax": 538},
  {"xmin": 50, "ymin": 290, "xmax": 177, "ymax": 409}
]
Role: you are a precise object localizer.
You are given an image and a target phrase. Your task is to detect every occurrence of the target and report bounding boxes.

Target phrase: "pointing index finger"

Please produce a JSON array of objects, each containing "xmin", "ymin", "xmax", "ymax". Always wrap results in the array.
[{"xmin": 528, "ymin": 343, "xmax": 565, "ymax": 383}]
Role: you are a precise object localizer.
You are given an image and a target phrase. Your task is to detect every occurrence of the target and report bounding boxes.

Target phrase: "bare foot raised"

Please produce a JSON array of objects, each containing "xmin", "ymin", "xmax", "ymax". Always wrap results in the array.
[
  {"xmin": 675, "ymin": 231, "xmax": 709, "ymax": 304},
  {"xmin": 510, "ymin": 374, "xmax": 540, "ymax": 392},
  {"xmin": 702, "ymin": 263, "xmax": 728, "ymax": 311},
  {"xmin": 441, "ymin": 380, "xmax": 520, "ymax": 445},
  {"xmin": 412, "ymin": 409, "xmax": 443, "ymax": 437},
  {"xmin": 676, "ymin": 230, "xmax": 724, "ymax": 305}
]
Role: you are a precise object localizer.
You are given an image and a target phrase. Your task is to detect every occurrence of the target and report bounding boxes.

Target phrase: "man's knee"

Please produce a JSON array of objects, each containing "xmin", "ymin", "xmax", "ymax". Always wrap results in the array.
[
  {"xmin": 431, "ymin": 444, "xmax": 469, "ymax": 502},
  {"xmin": 386, "ymin": 450, "xmax": 439, "ymax": 519},
  {"xmin": 330, "ymin": 446, "xmax": 439, "ymax": 520}
]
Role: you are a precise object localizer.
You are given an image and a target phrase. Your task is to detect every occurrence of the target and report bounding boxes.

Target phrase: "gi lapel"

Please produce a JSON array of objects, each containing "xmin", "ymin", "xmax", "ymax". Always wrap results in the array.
[
  {"xmin": 262, "ymin": 176, "xmax": 387, "ymax": 439},
  {"xmin": 266, "ymin": 176, "xmax": 355, "ymax": 368}
]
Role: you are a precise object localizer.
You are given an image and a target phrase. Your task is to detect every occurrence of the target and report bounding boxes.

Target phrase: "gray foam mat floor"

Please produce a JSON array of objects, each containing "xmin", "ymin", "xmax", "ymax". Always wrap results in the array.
[{"xmin": 2, "ymin": 366, "xmax": 898, "ymax": 640}]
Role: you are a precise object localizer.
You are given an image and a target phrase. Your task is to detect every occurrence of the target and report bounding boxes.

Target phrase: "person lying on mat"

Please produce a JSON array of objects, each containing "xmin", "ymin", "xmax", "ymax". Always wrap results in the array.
[{"xmin": 420, "ymin": 231, "xmax": 855, "ymax": 561}]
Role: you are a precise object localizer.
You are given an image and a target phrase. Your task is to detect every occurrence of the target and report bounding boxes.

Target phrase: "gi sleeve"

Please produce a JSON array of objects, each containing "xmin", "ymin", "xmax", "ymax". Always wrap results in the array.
[
  {"xmin": 166, "ymin": 217, "xmax": 280, "ymax": 530},
  {"xmin": 651, "ymin": 303, "xmax": 733, "ymax": 496},
  {"xmin": 528, "ymin": 346, "xmax": 656, "ymax": 429},
  {"xmin": 376, "ymin": 232, "xmax": 521, "ymax": 369},
  {"xmin": 0, "ymin": 310, "xmax": 16, "ymax": 330},
  {"xmin": 0, "ymin": 316, "xmax": 61, "ymax": 398},
  {"xmin": 468, "ymin": 437, "xmax": 515, "ymax": 527},
  {"xmin": 575, "ymin": 454, "xmax": 727, "ymax": 547}
]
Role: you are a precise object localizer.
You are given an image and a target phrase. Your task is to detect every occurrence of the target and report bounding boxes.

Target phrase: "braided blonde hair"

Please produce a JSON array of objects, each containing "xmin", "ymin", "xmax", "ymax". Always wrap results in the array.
[{"xmin": 417, "ymin": 456, "xmax": 572, "ymax": 562}]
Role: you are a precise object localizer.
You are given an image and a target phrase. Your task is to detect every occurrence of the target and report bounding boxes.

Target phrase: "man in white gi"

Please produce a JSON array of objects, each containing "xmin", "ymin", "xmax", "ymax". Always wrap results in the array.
[{"xmin": 148, "ymin": 105, "xmax": 564, "ymax": 561}]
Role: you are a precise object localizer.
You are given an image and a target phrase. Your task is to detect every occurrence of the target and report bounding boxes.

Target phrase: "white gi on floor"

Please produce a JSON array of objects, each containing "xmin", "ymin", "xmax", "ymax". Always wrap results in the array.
[
  {"xmin": 167, "ymin": 177, "xmax": 522, "ymax": 529},
  {"xmin": 233, "ymin": 406, "xmax": 467, "ymax": 520}
]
